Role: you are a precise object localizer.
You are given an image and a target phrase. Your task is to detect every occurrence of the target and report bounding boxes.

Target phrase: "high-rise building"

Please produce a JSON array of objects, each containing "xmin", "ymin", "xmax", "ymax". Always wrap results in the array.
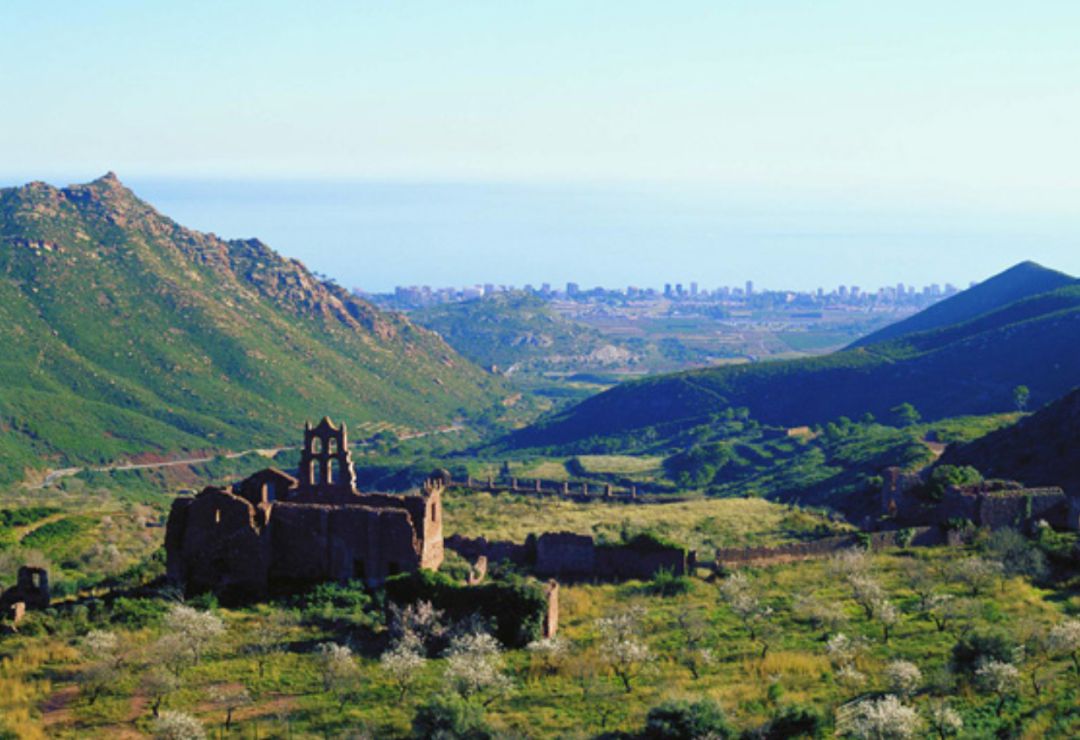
[
  {"xmin": 690, "ymin": 281, "xmax": 699, "ymax": 297},
  {"xmin": 745, "ymin": 280, "xmax": 754, "ymax": 296},
  {"xmin": 566, "ymin": 282, "xmax": 580, "ymax": 296}
]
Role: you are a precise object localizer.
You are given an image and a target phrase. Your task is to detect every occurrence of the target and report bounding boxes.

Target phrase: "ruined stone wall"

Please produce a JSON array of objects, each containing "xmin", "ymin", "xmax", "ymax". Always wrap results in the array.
[
  {"xmin": 447, "ymin": 531, "xmax": 691, "ymax": 581},
  {"xmin": 714, "ymin": 527, "xmax": 948, "ymax": 567},
  {"xmin": 938, "ymin": 487, "xmax": 1069, "ymax": 530},
  {"xmin": 166, "ymin": 488, "xmax": 271, "ymax": 600},
  {"xmin": 268, "ymin": 503, "xmax": 422, "ymax": 588},
  {"xmin": 594, "ymin": 545, "xmax": 689, "ymax": 580},
  {"xmin": 444, "ymin": 534, "xmax": 531, "ymax": 565},
  {"xmin": 543, "ymin": 581, "xmax": 559, "ymax": 638},
  {"xmin": 534, "ymin": 532, "xmax": 596, "ymax": 579}
]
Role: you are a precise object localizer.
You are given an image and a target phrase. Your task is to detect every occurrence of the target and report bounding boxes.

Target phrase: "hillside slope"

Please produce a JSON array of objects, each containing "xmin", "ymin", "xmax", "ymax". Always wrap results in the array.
[
  {"xmin": 504, "ymin": 264, "xmax": 1080, "ymax": 451},
  {"xmin": 938, "ymin": 387, "xmax": 1080, "ymax": 496},
  {"xmin": 0, "ymin": 174, "xmax": 505, "ymax": 482},
  {"xmin": 849, "ymin": 261, "xmax": 1075, "ymax": 347},
  {"xmin": 412, "ymin": 292, "xmax": 633, "ymax": 371}
]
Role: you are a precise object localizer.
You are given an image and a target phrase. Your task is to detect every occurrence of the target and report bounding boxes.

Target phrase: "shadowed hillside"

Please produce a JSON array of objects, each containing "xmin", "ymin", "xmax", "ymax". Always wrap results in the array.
[
  {"xmin": 939, "ymin": 386, "xmax": 1080, "ymax": 497},
  {"xmin": 0, "ymin": 174, "xmax": 506, "ymax": 482},
  {"xmin": 849, "ymin": 261, "xmax": 1075, "ymax": 347},
  {"xmin": 502, "ymin": 263, "xmax": 1080, "ymax": 452}
]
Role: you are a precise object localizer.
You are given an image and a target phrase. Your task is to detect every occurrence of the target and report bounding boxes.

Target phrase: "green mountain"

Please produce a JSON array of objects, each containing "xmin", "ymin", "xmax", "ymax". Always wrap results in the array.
[
  {"xmin": 0, "ymin": 174, "xmax": 505, "ymax": 483},
  {"xmin": 938, "ymin": 386, "xmax": 1080, "ymax": 497},
  {"xmin": 411, "ymin": 292, "xmax": 633, "ymax": 372},
  {"xmin": 503, "ymin": 262, "xmax": 1080, "ymax": 452},
  {"xmin": 849, "ymin": 261, "xmax": 1075, "ymax": 347}
]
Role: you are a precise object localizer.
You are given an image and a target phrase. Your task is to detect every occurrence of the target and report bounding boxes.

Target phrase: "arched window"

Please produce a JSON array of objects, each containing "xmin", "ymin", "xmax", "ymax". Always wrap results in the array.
[
  {"xmin": 328, "ymin": 437, "xmax": 338, "ymax": 454},
  {"xmin": 312, "ymin": 460, "xmax": 323, "ymax": 486},
  {"xmin": 328, "ymin": 459, "xmax": 340, "ymax": 485},
  {"xmin": 311, "ymin": 437, "xmax": 323, "ymax": 454}
]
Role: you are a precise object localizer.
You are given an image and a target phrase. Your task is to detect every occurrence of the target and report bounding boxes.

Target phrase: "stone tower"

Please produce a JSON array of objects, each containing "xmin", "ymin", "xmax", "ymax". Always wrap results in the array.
[{"xmin": 298, "ymin": 417, "xmax": 357, "ymax": 493}]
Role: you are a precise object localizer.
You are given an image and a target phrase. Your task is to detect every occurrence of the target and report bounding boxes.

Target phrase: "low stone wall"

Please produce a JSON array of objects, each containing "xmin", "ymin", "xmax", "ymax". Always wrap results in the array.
[
  {"xmin": 714, "ymin": 526, "xmax": 950, "ymax": 567},
  {"xmin": 939, "ymin": 487, "xmax": 1071, "ymax": 530},
  {"xmin": 452, "ymin": 477, "xmax": 691, "ymax": 502},
  {"xmin": 445, "ymin": 531, "xmax": 693, "ymax": 581}
]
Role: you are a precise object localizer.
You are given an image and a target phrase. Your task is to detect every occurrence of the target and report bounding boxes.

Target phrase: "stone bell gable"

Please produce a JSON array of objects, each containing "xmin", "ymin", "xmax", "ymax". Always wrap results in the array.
[
  {"xmin": 295, "ymin": 416, "xmax": 357, "ymax": 499},
  {"xmin": 165, "ymin": 420, "xmax": 445, "ymax": 601}
]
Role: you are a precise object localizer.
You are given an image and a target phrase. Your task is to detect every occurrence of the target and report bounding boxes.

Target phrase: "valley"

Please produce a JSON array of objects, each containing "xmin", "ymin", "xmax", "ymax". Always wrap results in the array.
[{"xmin": 0, "ymin": 179, "xmax": 1077, "ymax": 740}]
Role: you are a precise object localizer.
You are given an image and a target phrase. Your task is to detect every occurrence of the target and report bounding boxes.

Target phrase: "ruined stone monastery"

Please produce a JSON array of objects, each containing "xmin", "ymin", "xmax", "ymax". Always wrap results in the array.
[{"xmin": 165, "ymin": 418, "xmax": 444, "ymax": 600}]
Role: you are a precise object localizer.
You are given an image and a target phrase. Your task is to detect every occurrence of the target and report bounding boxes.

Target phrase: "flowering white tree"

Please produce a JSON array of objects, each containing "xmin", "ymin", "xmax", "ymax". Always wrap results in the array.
[
  {"xmin": 153, "ymin": 711, "xmax": 206, "ymax": 740},
  {"xmin": 380, "ymin": 639, "xmax": 427, "ymax": 700},
  {"xmin": 246, "ymin": 610, "xmax": 297, "ymax": 679},
  {"xmin": 142, "ymin": 667, "xmax": 181, "ymax": 718},
  {"xmin": 884, "ymin": 660, "xmax": 922, "ymax": 697},
  {"xmin": 925, "ymin": 700, "xmax": 963, "ymax": 739},
  {"xmin": 837, "ymin": 695, "xmax": 923, "ymax": 739},
  {"xmin": 1047, "ymin": 618, "xmax": 1080, "ymax": 673},
  {"xmin": 975, "ymin": 659, "xmax": 1020, "ymax": 716},
  {"xmin": 206, "ymin": 684, "xmax": 252, "ymax": 731},
  {"xmin": 849, "ymin": 575, "xmax": 886, "ymax": 619},
  {"xmin": 951, "ymin": 557, "xmax": 1003, "ymax": 597},
  {"xmin": 388, "ymin": 600, "xmax": 446, "ymax": 655},
  {"xmin": 793, "ymin": 592, "xmax": 848, "ymax": 636},
  {"xmin": 719, "ymin": 572, "xmax": 776, "ymax": 657},
  {"xmin": 315, "ymin": 642, "xmax": 361, "ymax": 708},
  {"xmin": 164, "ymin": 605, "xmax": 225, "ymax": 666},
  {"xmin": 673, "ymin": 606, "xmax": 713, "ymax": 680},
  {"xmin": 526, "ymin": 636, "xmax": 569, "ymax": 676},
  {"xmin": 443, "ymin": 630, "xmax": 511, "ymax": 706},
  {"xmin": 876, "ymin": 600, "xmax": 900, "ymax": 643},
  {"xmin": 596, "ymin": 607, "xmax": 650, "ymax": 693},
  {"xmin": 830, "ymin": 548, "xmax": 872, "ymax": 581},
  {"xmin": 826, "ymin": 633, "xmax": 868, "ymax": 688},
  {"xmin": 79, "ymin": 629, "xmax": 123, "ymax": 705}
]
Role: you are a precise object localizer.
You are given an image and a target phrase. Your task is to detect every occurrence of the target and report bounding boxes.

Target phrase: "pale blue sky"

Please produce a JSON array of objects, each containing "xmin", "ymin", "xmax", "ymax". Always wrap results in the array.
[{"xmin": 2, "ymin": 2, "xmax": 1079, "ymax": 289}]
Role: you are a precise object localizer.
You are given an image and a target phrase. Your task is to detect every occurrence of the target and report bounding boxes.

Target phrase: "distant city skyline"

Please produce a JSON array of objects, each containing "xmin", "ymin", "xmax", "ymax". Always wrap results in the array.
[{"xmin": 61, "ymin": 176, "xmax": 1080, "ymax": 294}]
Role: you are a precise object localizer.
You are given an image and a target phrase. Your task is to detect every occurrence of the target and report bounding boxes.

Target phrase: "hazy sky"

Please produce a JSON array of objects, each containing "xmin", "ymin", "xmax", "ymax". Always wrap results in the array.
[{"xmin": 2, "ymin": 2, "xmax": 1079, "ymax": 289}]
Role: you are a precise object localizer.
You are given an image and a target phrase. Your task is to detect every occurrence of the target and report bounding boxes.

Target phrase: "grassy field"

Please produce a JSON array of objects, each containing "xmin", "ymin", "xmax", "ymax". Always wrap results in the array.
[
  {"xmin": 573, "ymin": 455, "xmax": 665, "ymax": 477},
  {"xmin": 443, "ymin": 490, "xmax": 850, "ymax": 553},
  {"xmin": 3, "ymin": 541, "xmax": 1076, "ymax": 738}
]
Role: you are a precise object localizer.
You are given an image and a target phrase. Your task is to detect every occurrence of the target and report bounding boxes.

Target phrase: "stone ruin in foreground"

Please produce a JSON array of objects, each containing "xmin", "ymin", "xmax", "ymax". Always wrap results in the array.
[{"xmin": 165, "ymin": 417, "xmax": 445, "ymax": 601}]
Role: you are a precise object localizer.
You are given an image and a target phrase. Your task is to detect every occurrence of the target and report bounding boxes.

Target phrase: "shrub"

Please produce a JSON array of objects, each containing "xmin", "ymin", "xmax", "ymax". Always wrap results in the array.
[
  {"xmin": 925, "ymin": 465, "xmax": 982, "ymax": 501},
  {"xmin": 108, "ymin": 597, "xmax": 169, "ymax": 629},
  {"xmin": 385, "ymin": 570, "xmax": 549, "ymax": 648},
  {"xmin": 950, "ymin": 631, "xmax": 1018, "ymax": 677},
  {"xmin": 756, "ymin": 704, "xmax": 824, "ymax": 739},
  {"xmin": 411, "ymin": 694, "xmax": 492, "ymax": 740},
  {"xmin": 645, "ymin": 568, "xmax": 692, "ymax": 597},
  {"xmin": 643, "ymin": 698, "xmax": 733, "ymax": 739}
]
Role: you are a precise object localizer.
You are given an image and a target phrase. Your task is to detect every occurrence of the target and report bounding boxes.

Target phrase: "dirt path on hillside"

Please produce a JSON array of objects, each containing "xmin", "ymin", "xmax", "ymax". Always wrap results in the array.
[
  {"xmin": 26, "ymin": 422, "xmax": 467, "ymax": 490},
  {"xmin": 26, "ymin": 446, "xmax": 294, "ymax": 490},
  {"xmin": 923, "ymin": 439, "xmax": 947, "ymax": 459},
  {"xmin": 13, "ymin": 511, "xmax": 68, "ymax": 541}
]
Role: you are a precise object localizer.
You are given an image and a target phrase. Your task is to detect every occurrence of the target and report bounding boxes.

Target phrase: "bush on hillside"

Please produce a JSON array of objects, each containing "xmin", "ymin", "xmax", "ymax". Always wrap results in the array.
[
  {"xmin": 751, "ymin": 704, "xmax": 825, "ymax": 739},
  {"xmin": 643, "ymin": 699, "xmax": 733, "ymax": 739},
  {"xmin": 925, "ymin": 465, "xmax": 983, "ymax": 501},
  {"xmin": 411, "ymin": 694, "xmax": 492, "ymax": 739},
  {"xmin": 951, "ymin": 631, "xmax": 1018, "ymax": 677},
  {"xmin": 385, "ymin": 570, "xmax": 549, "ymax": 648}
]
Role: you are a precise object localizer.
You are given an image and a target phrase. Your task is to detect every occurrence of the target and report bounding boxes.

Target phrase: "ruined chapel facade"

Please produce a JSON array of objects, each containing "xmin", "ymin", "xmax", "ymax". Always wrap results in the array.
[{"xmin": 165, "ymin": 418, "xmax": 444, "ymax": 600}]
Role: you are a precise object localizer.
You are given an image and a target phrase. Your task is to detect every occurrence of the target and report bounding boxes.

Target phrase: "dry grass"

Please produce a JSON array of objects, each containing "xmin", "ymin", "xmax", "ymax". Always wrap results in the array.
[
  {"xmin": 444, "ymin": 492, "xmax": 848, "ymax": 552},
  {"xmin": 574, "ymin": 455, "xmax": 665, "ymax": 476}
]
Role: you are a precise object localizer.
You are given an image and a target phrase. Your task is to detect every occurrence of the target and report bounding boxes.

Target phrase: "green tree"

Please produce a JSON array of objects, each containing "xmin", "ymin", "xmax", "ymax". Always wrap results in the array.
[
  {"xmin": 644, "ymin": 699, "xmax": 733, "ymax": 740},
  {"xmin": 890, "ymin": 403, "xmax": 922, "ymax": 427},
  {"xmin": 1013, "ymin": 385, "xmax": 1031, "ymax": 412},
  {"xmin": 925, "ymin": 465, "xmax": 983, "ymax": 501}
]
